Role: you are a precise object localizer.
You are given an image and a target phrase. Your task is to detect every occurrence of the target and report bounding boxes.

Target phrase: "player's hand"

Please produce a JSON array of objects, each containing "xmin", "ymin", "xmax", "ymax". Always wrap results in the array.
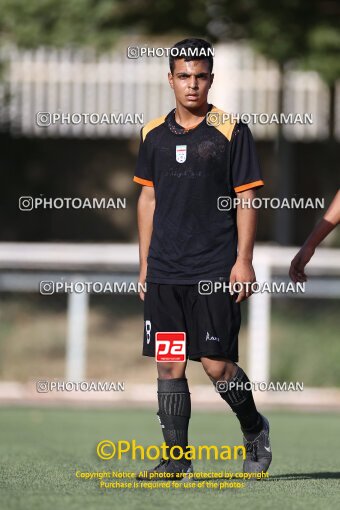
[
  {"xmin": 229, "ymin": 258, "xmax": 256, "ymax": 303},
  {"xmin": 138, "ymin": 267, "xmax": 147, "ymax": 301},
  {"xmin": 289, "ymin": 245, "xmax": 315, "ymax": 283}
]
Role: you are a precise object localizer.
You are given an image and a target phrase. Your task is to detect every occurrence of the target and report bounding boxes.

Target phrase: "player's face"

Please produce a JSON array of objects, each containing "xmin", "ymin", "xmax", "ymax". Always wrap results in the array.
[{"xmin": 168, "ymin": 59, "xmax": 214, "ymax": 110}]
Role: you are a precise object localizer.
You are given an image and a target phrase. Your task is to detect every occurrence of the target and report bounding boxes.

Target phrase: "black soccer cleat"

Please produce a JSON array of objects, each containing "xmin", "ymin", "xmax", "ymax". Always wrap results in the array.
[
  {"xmin": 136, "ymin": 458, "xmax": 193, "ymax": 481},
  {"xmin": 243, "ymin": 415, "xmax": 272, "ymax": 475}
]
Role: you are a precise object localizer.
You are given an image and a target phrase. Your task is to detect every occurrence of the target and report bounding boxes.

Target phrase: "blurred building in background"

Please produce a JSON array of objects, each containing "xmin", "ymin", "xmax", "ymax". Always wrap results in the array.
[{"xmin": 0, "ymin": 43, "xmax": 335, "ymax": 140}]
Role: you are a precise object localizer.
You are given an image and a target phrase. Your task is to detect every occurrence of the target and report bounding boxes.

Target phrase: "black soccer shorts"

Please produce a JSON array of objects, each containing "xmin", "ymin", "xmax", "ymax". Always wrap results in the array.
[{"xmin": 142, "ymin": 282, "xmax": 241, "ymax": 361}]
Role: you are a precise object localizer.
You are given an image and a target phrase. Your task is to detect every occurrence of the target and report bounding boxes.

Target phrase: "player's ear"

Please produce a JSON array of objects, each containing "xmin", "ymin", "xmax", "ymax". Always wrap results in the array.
[
  {"xmin": 168, "ymin": 72, "xmax": 174, "ymax": 89},
  {"xmin": 209, "ymin": 73, "xmax": 214, "ymax": 89}
]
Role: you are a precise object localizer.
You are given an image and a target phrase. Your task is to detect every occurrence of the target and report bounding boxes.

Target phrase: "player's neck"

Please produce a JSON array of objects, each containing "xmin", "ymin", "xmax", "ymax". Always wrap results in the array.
[{"xmin": 174, "ymin": 102, "xmax": 210, "ymax": 130}]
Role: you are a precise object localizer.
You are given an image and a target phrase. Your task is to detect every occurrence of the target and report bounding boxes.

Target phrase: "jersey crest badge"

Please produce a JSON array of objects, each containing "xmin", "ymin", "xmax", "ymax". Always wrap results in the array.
[{"xmin": 176, "ymin": 145, "xmax": 187, "ymax": 163}]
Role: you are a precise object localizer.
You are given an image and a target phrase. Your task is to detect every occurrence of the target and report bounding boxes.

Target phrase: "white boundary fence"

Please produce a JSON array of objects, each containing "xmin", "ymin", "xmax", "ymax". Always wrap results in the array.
[
  {"xmin": 0, "ymin": 243, "xmax": 339, "ymax": 384},
  {"xmin": 0, "ymin": 43, "xmax": 338, "ymax": 140}
]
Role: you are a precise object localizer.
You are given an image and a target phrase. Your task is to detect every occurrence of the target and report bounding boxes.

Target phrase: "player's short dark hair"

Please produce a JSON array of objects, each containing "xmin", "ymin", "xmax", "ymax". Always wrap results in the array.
[{"xmin": 169, "ymin": 38, "xmax": 214, "ymax": 74}]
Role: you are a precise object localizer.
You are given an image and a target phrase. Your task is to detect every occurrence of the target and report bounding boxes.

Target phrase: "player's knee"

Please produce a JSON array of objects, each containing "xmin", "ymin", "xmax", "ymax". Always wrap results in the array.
[
  {"xmin": 202, "ymin": 360, "xmax": 237, "ymax": 382},
  {"xmin": 157, "ymin": 363, "xmax": 184, "ymax": 379},
  {"xmin": 203, "ymin": 365, "xmax": 225, "ymax": 381}
]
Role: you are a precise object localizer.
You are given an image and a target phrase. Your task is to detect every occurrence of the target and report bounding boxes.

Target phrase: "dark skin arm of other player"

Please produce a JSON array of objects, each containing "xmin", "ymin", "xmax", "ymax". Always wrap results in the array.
[
  {"xmin": 289, "ymin": 190, "xmax": 340, "ymax": 283},
  {"xmin": 230, "ymin": 188, "xmax": 258, "ymax": 303}
]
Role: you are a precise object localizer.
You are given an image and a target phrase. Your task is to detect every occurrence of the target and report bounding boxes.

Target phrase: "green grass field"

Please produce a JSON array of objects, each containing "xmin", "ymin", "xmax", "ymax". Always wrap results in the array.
[{"xmin": 0, "ymin": 407, "xmax": 339, "ymax": 510}]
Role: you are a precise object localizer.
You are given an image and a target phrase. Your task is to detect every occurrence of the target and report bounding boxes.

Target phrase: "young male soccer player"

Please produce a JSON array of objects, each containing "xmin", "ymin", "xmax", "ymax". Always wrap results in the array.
[{"xmin": 133, "ymin": 38, "xmax": 272, "ymax": 478}]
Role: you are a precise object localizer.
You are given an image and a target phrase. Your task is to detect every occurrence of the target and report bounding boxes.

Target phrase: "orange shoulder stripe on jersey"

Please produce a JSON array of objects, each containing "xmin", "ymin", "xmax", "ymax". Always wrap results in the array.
[
  {"xmin": 142, "ymin": 115, "xmax": 166, "ymax": 141},
  {"xmin": 210, "ymin": 106, "xmax": 236, "ymax": 141},
  {"xmin": 133, "ymin": 176, "xmax": 154, "ymax": 187},
  {"xmin": 234, "ymin": 180, "xmax": 264, "ymax": 192}
]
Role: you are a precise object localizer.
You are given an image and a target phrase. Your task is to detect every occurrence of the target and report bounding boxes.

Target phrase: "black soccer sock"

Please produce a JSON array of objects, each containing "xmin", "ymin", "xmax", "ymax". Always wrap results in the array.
[
  {"xmin": 157, "ymin": 378, "xmax": 191, "ymax": 466},
  {"xmin": 216, "ymin": 366, "xmax": 263, "ymax": 436}
]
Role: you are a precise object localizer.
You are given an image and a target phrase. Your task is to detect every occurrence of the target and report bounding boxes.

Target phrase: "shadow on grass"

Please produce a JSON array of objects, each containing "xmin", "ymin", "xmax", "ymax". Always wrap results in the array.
[
  {"xmin": 269, "ymin": 472, "xmax": 340, "ymax": 481},
  {"xmin": 187, "ymin": 472, "xmax": 340, "ymax": 482}
]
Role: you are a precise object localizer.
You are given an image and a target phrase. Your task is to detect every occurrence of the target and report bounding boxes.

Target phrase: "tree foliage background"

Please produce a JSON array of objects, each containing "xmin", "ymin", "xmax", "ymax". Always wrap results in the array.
[{"xmin": 0, "ymin": 0, "xmax": 339, "ymax": 84}]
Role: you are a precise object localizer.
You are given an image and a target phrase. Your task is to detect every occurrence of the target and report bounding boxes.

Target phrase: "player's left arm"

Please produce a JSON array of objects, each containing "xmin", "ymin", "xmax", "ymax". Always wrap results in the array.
[
  {"xmin": 229, "ymin": 122, "xmax": 262, "ymax": 303},
  {"xmin": 230, "ymin": 189, "xmax": 257, "ymax": 303}
]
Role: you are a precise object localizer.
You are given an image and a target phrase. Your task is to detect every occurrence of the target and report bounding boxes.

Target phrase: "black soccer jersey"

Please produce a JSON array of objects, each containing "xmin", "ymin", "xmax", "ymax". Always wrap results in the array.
[{"xmin": 133, "ymin": 105, "xmax": 264, "ymax": 284}]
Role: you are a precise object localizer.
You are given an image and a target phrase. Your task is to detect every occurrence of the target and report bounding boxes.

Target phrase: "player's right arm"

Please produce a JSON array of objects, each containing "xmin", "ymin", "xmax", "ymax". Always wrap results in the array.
[
  {"xmin": 133, "ymin": 125, "xmax": 156, "ymax": 300},
  {"xmin": 137, "ymin": 186, "xmax": 155, "ymax": 300},
  {"xmin": 289, "ymin": 190, "xmax": 340, "ymax": 283}
]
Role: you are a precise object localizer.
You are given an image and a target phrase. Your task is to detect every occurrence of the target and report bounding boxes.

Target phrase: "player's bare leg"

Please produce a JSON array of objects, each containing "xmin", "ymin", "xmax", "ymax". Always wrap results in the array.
[{"xmin": 157, "ymin": 360, "xmax": 186, "ymax": 379}]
